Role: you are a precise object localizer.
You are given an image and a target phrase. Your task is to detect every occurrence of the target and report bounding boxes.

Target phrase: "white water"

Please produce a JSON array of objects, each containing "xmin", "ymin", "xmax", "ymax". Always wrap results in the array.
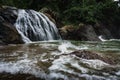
[
  {"xmin": 14, "ymin": 9, "xmax": 61, "ymax": 43},
  {"xmin": 0, "ymin": 41, "xmax": 120, "ymax": 80},
  {"xmin": 98, "ymin": 35, "xmax": 107, "ymax": 41},
  {"xmin": 98, "ymin": 35, "xmax": 120, "ymax": 42}
]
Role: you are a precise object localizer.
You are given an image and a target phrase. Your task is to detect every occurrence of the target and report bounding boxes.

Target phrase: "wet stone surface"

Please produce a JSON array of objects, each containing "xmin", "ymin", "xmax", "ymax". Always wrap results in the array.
[{"xmin": 70, "ymin": 50, "xmax": 116, "ymax": 65}]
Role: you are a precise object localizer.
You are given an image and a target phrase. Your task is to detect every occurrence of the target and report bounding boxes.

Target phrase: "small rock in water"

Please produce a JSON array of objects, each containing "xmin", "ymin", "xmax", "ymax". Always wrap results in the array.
[{"xmin": 70, "ymin": 50, "xmax": 116, "ymax": 65}]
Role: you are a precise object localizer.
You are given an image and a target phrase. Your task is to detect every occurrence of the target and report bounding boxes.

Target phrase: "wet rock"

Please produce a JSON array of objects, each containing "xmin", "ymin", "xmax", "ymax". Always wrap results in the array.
[
  {"xmin": 40, "ymin": 8, "xmax": 56, "ymax": 24},
  {"xmin": 60, "ymin": 24, "xmax": 100, "ymax": 41},
  {"xmin": 59, "ymin": 22, "xmax": 120, "ymax": 41},
  {"xmin": 70, "ymin": 50, "xmax": 116, "ymax": 65},
  {"xmin": 40, "ymin": 7, "xmax": 62, "ymax": 28},
  {"xmin": 94, "ymin": 23, "xmax": 113, "ymax": 39},
  {"xmin": 0, "ymin": 6, "xmax": 18, "ymax": 24},
  {"xmin": 0, "ymin": 22, "xmax": 24, "ymax": 44},
  {"xmin": 59, "ymin": 25, "xmax": 75, "ymax": 39},
  {"xmin": 0, "ymin": 6, "xmax": 24, "ymax": 45},
  {"xmin": 77, "ymin": 24, "xmax": 100, "ymax": 41},
  {"xmin": 44, "ymin": 13, "xmax": 56, "ymax": 24}
]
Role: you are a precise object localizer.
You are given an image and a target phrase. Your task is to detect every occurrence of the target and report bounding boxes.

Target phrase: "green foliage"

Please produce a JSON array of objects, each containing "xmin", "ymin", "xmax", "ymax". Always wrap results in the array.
[
  {"xmin": 64, "ymin": 5, "xmax": 97, "ymax": 24},
  {"xmin": 0, "ymin": 0, "xmax": 31, "ymax": 8},
  {"xmin": 95, "ymin": 0, "xmax": 120, "ymax": 25},
  {"xmin": 0, "ymin": 0, "xmax": 120, "ymax": 25},
  {"xmin": 62, "ymin": 0, "xmax": 120, "ymax": 25}
]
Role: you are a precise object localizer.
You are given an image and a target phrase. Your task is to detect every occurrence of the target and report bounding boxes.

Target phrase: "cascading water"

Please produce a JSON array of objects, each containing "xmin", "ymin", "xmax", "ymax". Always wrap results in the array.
[
  {"xmin": 14, "ymin": 9, "xmax": 61, "ymax": 43},
  {"xmin": 1, "ymin": 7, "xmax": 120, "ymax": 80}
]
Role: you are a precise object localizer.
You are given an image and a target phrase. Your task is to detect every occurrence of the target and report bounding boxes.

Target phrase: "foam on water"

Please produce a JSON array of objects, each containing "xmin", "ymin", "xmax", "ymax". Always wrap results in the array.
[
  {"xmin": 48, "ymin": 55, "xmax": 88, "ymax": 79},
  {"xmin": 98, "ymin": 35, "xmax": 120, "ymax": 42},
  {"xmin": 58, "ymin": 42, "xmax": 73, "ymax": 53},
  {"xmin": 0, "ymin": 58, "xmax": 48, "ymax": 79},
  {"xmin": 48, "ymin": 73, "xmax": 69, "ymax": 80},
  {"xmin": 116, "ymin": 71, "xmax": 120, "ymax": 76},
  {"xmin": 0, "ymin": 41, "xmax": 120, "ymax": 80},
  {"xmin": 98, "ymin": 35, "xmax": 107, "ymax": 42},
  {"xmin": 81, "ymin": 59, "xmax": 109, "ymax": 70},
  {"xmin": 58, "ymin": 41, "xmax": 88, "ymax": 54},
  {"xmin": 49, "ymin": 55, "xmax": 109, "ymax": 72},
  {"xmin": 48, "ymin": 54, "xmax": 119, "ymax": 80}
]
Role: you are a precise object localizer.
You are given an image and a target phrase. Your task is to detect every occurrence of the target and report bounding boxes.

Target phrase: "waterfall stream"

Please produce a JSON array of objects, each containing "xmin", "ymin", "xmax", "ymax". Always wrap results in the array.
[
  {"xmin": 14, "ymin": 9, "xmax": 61, "ymax": 43},
  {"xmin": 1, "ymin": 8, "xmax": 120, "ymax": 80}
]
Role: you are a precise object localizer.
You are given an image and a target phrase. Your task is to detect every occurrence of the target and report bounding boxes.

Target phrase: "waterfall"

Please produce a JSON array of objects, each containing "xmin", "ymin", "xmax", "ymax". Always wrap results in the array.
[{"xmin": 14, "ymin": 9, "xmax": 61, "ymax": 43}]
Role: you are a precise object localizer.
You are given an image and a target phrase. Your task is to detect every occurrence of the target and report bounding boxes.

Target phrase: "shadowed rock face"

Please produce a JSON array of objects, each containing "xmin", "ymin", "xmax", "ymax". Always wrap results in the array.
[
  {"xmin": 60, "ymin": 24, "xmax": 100, "ymax": 41},
  {"xmin": 59, "ymin": 22, "xmax": 120, "ymax": 41},
  {"xmin": 71, "ymin": 50, "xmax": 116, "ymax": 65},
  {"xmin": 0, "ymin": 6, "xmax": 24, "ymax": 45},
  {"xmin": 0, "ymin": 22, "xmax": 24, "ymax": 44}
]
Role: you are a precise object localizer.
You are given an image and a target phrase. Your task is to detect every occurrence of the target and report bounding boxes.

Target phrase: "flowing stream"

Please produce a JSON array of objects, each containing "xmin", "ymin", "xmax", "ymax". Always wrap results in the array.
[
  {"xmin": 0, "ymin": 40, "xmax": 120, "ymax": 80},
  {"xmin": 14, "ymin": 9, "xmax": 61, "ymax": 42},
  {"xmin": 1, "ymin": 8, "xmax": 120, "ymax": 80}
]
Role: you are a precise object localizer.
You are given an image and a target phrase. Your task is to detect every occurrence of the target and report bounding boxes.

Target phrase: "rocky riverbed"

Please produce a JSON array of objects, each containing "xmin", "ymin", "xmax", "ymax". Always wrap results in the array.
[{"xmin": 0, "ymin": 40, "xmax": 120, "ymax": 80}]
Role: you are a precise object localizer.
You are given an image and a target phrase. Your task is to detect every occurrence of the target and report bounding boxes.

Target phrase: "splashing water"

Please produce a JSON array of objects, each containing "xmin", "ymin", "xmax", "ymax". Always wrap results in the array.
[
  {"xmin": 0, "ymin": 40, "xmax": 120, "ymax": 80},
  {"xmin": 14, "ymin": 9, "xmax": 61, "ymax": 43}
]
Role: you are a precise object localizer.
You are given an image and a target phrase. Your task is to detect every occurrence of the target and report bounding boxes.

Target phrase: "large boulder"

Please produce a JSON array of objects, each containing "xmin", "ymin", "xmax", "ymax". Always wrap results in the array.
[
  {"xmin": 93, "ymin": 23, "xmax": 114, "ymax": 39},
  {"xmin": 0, "ymin": 6, "xmax": 24, "ymax": 45},
  {"xmin": 59, "ymin": 25, "xmax": 76, "ymax": 40},
  {"xmin": 60, "ymin": 24, "xmax": 100, "ymax": 41},
  {"xmin": 59, "ymin": 22, "xmax": 120, "ymax": 41},
  {"xmin": 76, "ymin": 24, "xmax": 100, "ymax": 41},
  {"xmin": 70, "ymin": 50, "xmax": 116, "ymax": 65}
]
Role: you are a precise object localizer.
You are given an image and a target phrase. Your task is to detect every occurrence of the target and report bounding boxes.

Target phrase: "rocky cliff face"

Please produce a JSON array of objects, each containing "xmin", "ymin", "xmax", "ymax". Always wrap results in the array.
[
  {"xmin": 59, "ymin": 22, "xmax": 120, "ymax": 41},
  {"xmin": 0, "ymin": 6, "xmax": 119, "ymax": 45},
  {"xmin": 59, "ymin": 24, "xmax": 100, "ymax": 41},
  {"xmin": 0, "ymin": 6, "xmax": 24, "ymax": 45}
]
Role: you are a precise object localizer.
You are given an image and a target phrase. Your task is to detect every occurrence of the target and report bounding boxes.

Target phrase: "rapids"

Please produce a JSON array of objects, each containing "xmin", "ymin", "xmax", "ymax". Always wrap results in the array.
[{"xmin": 0, "ymin": 40, "xmax": 120, "ymax": 80}]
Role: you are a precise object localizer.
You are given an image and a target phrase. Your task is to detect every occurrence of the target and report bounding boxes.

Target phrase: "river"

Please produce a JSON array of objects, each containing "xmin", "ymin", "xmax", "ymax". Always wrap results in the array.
[{"xmin": 0, "ymin": 40, "xmax": 120, "ymax": 80}]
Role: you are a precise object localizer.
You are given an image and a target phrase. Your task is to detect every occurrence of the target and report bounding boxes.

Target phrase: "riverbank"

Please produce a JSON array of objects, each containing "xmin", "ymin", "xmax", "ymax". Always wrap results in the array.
[{"xmin": 0, "ymin": 6, "xmax": 120, "ymax": 45}]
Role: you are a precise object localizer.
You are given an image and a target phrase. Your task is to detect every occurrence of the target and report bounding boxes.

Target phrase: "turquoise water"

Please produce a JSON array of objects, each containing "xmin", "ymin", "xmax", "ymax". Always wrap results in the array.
[{"xmin": 0, "ymin": 40, "xmax": 120, "ymax": 80}]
